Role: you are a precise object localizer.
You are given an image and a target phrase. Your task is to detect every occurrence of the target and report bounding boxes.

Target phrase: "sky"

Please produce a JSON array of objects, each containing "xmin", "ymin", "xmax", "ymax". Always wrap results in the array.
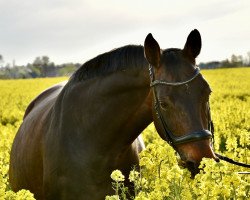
[{"xmin": 0, "ymin": 0, "xmax": 250, "ymax": 66}]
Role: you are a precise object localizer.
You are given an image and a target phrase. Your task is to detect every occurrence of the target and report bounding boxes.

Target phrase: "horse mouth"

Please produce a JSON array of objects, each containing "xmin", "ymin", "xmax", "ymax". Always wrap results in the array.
[
  {"xmin": 178, "ymin": 159, "xmax": 200, "ymax": 178},
  {"xmin": 185, "ymin": 161, "xmax": 200, "ymax": 178},
  {"xmin": 178, "ymin": 156, "xmax": 220, "ymax": 178}
]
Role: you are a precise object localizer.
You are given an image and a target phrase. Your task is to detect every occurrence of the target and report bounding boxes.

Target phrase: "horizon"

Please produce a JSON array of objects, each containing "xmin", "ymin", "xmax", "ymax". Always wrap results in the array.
[
  {"xmin": 1, "ymin": 0, "xmax": 250, "ymax": 66},
  {"xmin": 0, "ymin": 50, "xmax": 248, "ymax": 67}
]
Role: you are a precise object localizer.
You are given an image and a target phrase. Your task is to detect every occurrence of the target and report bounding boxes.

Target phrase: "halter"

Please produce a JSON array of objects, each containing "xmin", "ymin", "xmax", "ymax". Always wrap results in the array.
[{"xmin": 149, "ymin": 64, "xmax": 214, "ymax": 146}]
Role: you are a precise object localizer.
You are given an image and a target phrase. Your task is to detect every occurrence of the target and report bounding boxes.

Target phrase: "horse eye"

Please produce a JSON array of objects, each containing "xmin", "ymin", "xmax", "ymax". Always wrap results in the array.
[{"xmin": 159, "ymin": 102, "xmax": 168, "ymax": 110}]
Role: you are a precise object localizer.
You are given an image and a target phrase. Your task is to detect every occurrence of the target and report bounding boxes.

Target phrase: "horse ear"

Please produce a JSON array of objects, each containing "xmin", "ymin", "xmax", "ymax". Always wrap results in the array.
[
  {"xmin": 183, "ymin": 29, "xmax": 202, "ymax": 59},
  {"xmin": 144, "ymin": 33, "xmax": 161, "ymax": 67}
]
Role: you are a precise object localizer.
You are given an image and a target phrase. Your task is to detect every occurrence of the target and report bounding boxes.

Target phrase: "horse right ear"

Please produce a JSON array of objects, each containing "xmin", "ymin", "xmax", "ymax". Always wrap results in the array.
[
  {"xmin": 144, "ymin": 33, "xmax": 161, "ymax": 67},
  {"xmin": 183, "ymin": 29, "xmax": 202, "ymax": 60}
]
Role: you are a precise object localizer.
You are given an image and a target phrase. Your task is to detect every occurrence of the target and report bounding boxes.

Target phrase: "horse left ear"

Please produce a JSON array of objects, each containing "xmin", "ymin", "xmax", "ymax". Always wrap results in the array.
[
  {"xmin": 183, "ymin": 29, "xmax": 202, "ymax": 59},
  {"xmin": 144, "ymin": 33, "xmax": 161, "ymax": 67}
]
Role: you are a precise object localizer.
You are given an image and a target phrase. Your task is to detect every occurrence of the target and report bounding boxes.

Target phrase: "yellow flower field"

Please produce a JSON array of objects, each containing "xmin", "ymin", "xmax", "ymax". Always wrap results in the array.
[{"xmin": 0, "ymin": 68, "xmax": 249, "ymax": 199}]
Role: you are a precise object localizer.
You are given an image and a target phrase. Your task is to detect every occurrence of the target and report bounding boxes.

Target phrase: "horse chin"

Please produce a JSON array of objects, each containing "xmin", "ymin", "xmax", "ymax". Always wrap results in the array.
[
  {"xmin": 176, "ymin": 155, "xmax": 200, "ymax": 178},
  {"xmin": 177, "ymin": 160, "xmax": 200, "ymax": 178},
  {"xmin": 185, "ymin": 161, "xmax": 200, "ymax": 178}
]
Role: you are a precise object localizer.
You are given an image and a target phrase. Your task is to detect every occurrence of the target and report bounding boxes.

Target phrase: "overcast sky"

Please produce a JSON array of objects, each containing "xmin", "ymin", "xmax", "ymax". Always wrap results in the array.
[{"xmin": 0, "ymin": 0, "xmax": 250, "ymax": 66}]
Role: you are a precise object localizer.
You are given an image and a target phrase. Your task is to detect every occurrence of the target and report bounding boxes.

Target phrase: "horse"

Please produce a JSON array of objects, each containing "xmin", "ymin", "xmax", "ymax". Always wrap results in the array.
[{"xmin": 9, "ymin": 29, "xmax": 218, "ymax": 200}]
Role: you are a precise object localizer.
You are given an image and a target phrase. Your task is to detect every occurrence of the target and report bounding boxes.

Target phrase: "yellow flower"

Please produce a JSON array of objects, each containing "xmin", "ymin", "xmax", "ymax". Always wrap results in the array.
[
  {"xmin": 110, "ymin": 170, "xmax": 125, "ymax": 182},
  {"xmin": 129, "ymin": 170, "xmax": 140, "ymax": 182},
  {"xmin": 105, "ymin": 195, "xmax": 120, "ymax": 200}
]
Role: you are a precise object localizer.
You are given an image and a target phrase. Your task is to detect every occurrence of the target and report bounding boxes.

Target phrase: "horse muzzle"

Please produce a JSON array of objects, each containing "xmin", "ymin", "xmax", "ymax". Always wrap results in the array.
[{"xmin": 176, "ymin": 137, "xmax": 219, "ymax": 178}]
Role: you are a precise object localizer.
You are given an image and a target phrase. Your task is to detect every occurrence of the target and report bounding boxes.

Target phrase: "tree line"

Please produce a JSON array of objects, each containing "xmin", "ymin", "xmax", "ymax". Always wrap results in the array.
[
  {"xmin": 199, "ymin": 52, "xmax": 250, "ymax": 69},
  {"xmin": 0, "ymin": 52, "xmax": 250, "ymax": 79},
  {"xmin": 0, "ymin": 55, "xmax": 81, "ymax": 79}
]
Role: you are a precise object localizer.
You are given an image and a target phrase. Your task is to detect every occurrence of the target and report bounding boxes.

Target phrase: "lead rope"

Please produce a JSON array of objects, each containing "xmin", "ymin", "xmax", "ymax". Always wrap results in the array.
[
  {"xmin": 215, "ymin": 153, "xmax": 250, "ymax": 168},
  {"xmin": 208, "ymin": 107, "xmax": 250, "ymax": 170}
]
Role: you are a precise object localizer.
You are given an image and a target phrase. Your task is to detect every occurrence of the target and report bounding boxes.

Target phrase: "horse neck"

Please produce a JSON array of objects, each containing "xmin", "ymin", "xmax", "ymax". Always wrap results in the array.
[{"xmin": 56, "ymin": 66, "xmax": 152, "ymax": 152}]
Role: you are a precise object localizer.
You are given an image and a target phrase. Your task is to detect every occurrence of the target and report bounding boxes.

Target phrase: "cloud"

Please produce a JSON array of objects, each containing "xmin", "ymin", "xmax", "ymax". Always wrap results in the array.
[{"xmin": 0, "ymin": 0, "xmax": 249, "ymax": 65}]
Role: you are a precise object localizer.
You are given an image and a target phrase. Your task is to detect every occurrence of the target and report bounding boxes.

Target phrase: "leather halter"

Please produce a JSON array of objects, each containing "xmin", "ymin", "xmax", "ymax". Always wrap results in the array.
[{"xmin": 149, "ymin": 64, "xmax": 213, "ymax": 146}]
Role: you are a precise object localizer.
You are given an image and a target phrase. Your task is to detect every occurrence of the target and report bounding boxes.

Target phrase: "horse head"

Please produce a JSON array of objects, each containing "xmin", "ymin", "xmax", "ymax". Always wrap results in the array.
[{"xmin": 144, "ymin": 29, "xmax": 219, "ymax": 177}]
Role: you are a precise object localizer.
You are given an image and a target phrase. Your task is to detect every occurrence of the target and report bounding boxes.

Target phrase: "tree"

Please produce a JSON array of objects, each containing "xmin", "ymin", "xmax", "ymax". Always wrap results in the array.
[
  {"xmin": 230, "ymin": 54, "xmax": 243, "ymax": 67},
  {"xmin": 247, "ymin": 51, "xmax": 250, "ymax": 66},
  {"xmin": 231, "ymin": 54, "xmax": 238, "ymax": 63},
  {"xmin": 32, "ymin": 56, "xmax": 56, "ymax": 77},
  {"xmin": 33, "ymin": 57, "xmax": 43, "ymax": 67},
  {"xmin": 0, "ymin": 55, "xmax": 3, "ymax": 67},
  {"xmin": 41, "ymin": 56, "xmax": 50, "ymax": 66}
]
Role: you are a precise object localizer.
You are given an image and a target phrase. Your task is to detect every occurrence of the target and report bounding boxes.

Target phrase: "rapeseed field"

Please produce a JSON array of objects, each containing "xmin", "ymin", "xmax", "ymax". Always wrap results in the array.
[{"xmin": 0, "ymin": 68, "xmax": 249, "ymax": 199}]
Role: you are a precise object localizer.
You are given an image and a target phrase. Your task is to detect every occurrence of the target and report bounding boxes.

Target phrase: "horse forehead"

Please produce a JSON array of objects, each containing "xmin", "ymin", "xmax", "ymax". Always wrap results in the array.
[
  {"xmin": 158, "ymin": 51, "xmax": 193, "ymax": 79},
  {"xmin": 162, "ymin": 49, "xmax": 183, "ymax": 63},
  {"xmin": 161, "ymin": 50, "xmax": 190, "ymax": 74}
]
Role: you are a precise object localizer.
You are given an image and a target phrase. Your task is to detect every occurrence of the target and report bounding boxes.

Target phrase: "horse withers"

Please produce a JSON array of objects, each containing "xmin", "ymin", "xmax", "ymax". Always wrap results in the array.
[{"xmin": 9, "ymin": 29, "xmax": 218, "ymax": 199}]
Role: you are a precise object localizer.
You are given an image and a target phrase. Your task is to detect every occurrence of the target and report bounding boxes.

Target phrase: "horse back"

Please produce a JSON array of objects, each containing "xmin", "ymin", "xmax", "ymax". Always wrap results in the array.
[{"xmin": 23, "ymin": 81, "xmax": 67, "ymax": 119}]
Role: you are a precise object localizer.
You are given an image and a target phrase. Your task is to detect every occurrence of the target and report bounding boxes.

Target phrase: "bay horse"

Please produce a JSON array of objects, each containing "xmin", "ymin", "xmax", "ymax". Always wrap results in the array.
[{"xmin": 9, "ymin": 29, "xmax": 218, "ymax": 200}]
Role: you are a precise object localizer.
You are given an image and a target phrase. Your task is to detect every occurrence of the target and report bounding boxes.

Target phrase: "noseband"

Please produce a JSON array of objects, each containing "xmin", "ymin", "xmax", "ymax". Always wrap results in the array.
[{"xmin": 149, "ymin": 65, "xmax": 214, "ymax": 146}]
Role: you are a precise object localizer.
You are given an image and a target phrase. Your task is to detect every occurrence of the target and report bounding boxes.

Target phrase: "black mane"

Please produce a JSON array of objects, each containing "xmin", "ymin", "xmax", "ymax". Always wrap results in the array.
[{"xmin": 70, "ymin": 45, "xmax": 147, "ymax": 82}]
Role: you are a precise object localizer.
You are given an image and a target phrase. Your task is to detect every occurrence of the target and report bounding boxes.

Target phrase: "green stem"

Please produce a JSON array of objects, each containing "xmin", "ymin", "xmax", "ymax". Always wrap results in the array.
[{"xmin": 116, "ymin": 181, "xmax": 119, "ymax": 196}]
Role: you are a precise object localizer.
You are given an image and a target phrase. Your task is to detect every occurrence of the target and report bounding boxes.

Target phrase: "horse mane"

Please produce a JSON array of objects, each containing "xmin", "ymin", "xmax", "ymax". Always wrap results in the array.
[{"xmin": 70, "ymin": 45, "xmax": 147, "ymax": 82}]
